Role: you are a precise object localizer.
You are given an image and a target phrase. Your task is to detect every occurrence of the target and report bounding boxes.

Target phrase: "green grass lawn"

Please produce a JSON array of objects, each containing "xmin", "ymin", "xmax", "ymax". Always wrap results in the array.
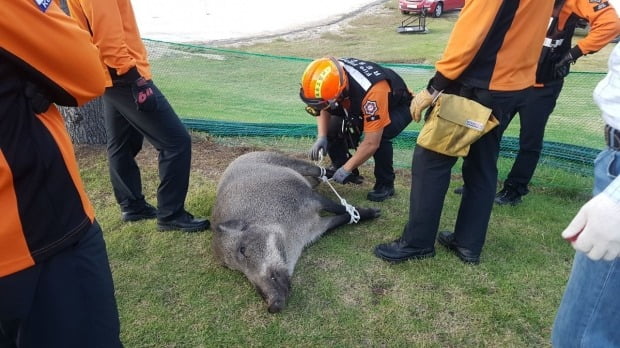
[
  {"xmin": 80, "ymin": 132, "xmax": 592, "ymax": 347},
  {"xmin": 85, "ymin": 1, "xmax": 611, "ymax": 345}
]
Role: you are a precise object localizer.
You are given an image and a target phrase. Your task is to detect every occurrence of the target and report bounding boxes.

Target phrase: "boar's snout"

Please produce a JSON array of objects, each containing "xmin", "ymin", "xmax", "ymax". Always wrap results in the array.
[{"xmin": 256, "ymin": 268, "xmax": 291, "ymax": 313}]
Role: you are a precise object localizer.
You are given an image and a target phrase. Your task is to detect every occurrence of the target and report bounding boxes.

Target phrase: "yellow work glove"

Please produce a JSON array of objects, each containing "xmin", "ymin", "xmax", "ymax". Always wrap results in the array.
[{"xmin": 410, "ymin": 87, "xmax": 440, "ymax": 122}]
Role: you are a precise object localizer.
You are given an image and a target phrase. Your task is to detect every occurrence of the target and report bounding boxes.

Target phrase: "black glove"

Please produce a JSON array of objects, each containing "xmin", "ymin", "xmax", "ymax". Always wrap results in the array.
[
  {"xmin": 109, "ymin": 66, "xmax": 141, "ymax": 86},
  {"xmin": 553, "ymin": 46, "xmax": 583, "ymax": 80},
  {"xmin": 131, "ymin": 77, "xmax": 158, "ymax": 112},
  {"xmin": 24, "ymin": 82, "xmax": 51, "ymax": 114}
]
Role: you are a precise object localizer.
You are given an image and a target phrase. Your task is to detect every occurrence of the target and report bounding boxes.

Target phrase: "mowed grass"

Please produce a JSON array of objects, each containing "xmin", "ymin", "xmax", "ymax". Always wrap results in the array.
[
  {"xmin": 82, "ymin": 132, "xmax": 591, "ymax": 347},
  {"xmin": 84, "ymin": 1, "xmax": 609, "ymax": 346}
]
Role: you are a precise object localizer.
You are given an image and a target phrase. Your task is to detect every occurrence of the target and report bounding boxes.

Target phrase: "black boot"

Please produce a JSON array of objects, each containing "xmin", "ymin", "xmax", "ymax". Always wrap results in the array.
[
  {"xmin": 494, "ymin": 187, "xmax": 523, "ymax": 206},
  {"xmin": 158, "ymin": 211, "xmax": 210, "ymax": 232},
  {"xmin": 121, "ymin": 202, "xmax": 157, "ymax": 222},
  {"xmin": 374, "ymin": 238, "xmax": 435, "ymax": 263},
  {"xmin": 367, "ymin": 184, "xmax": 395, "ymax": 202},
  {"xmin": 437, "ymin": 231, "xmax": 480, "ymax": 264}
]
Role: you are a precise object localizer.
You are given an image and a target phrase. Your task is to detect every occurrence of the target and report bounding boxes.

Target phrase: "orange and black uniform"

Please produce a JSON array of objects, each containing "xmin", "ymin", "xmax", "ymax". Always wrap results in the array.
[
  {"xmin": 0, "ymin": 1, "xmax": 121, "ymax": 346},
  {"xmin": 501, "ymin": 0, "xmax": 620, "ymax": 197},
  {"xmin": 67, "ymin": 0, "xmax": 201, "ymax": 225},
  {"xmin": 324, "ymin": 58, "xmax": 413, "ymax": 189},
  {"xmin": 399, "ymin": 0, "xmax": 554, "ymax": 257}
]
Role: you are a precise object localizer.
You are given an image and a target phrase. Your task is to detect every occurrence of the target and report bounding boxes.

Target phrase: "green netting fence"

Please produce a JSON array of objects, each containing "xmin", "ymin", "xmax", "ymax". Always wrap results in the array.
[{"xmin": 145, "ymin": 39, "xmax": 607, "ymax": 176}]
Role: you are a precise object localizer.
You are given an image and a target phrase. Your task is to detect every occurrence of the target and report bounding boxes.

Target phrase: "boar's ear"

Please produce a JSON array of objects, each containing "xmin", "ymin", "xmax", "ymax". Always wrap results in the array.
[{"xmin": 216, "ymin": 219, "xmax": 248, "ymax": 234}]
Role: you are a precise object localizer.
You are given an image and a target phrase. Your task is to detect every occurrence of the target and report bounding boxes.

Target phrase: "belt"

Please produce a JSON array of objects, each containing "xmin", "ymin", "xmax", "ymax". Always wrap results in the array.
[{"xmin": 605, "ymin": 124, "xmax": 620, "ymax": 150}]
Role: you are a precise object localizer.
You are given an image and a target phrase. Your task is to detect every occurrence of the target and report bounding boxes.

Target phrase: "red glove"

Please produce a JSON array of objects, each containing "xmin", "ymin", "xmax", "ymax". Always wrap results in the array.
[{"xmin": 131, "ymin": 77, "xmax": 158, "ymax": 112}]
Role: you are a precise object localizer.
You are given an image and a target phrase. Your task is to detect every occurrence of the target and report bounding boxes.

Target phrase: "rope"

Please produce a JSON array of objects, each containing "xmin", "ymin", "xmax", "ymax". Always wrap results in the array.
[{"xmin": 317, "ymin": 170, "xmax": 361, "ymax": 224}]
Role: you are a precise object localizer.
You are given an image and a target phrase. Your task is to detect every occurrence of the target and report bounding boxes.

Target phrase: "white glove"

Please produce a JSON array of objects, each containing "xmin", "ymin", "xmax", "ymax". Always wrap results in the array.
[{"xmin": 562, "ymin": 192, "xmax": 620, "ymax": 261}]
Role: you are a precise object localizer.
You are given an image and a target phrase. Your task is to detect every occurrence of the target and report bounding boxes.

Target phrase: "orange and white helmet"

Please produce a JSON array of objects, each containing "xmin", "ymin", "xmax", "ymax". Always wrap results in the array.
[{"xmin": 299, "ymin": 57, "xmax": 348, "ymax": 116}]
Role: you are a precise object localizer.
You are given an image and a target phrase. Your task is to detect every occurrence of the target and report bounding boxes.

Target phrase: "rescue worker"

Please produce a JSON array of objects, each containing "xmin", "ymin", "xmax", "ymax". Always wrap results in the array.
[
  {"xmin": 374, "ymin": 0, "xmax": 554, "ymax": 264},
  {"xmin": 66, "ymin": 0, "xmax": 209, "ymax": 232},
  {"xmin": 493, "ymin": 0, "xmax": 620, "ymax": 206},
  {"xmin": 301, "ymin": 57, "xmax": 413, "ymax": 202},
  {"xmin": 0, "ymin": 0, "xmax": 122, "ymax": 346}
]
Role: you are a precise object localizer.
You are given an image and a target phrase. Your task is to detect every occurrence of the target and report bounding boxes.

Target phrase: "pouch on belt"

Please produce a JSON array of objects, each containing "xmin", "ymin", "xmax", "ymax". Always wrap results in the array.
[{"xmin": 416, "ymin": 93, "xmax": 499, "ymax": 157}]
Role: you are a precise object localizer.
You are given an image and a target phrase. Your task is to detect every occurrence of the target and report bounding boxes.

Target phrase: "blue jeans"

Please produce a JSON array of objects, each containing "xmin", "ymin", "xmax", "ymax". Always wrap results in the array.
[{"xmin": 551, "ymin": 148, "xmax": 620, "ymax": 347}]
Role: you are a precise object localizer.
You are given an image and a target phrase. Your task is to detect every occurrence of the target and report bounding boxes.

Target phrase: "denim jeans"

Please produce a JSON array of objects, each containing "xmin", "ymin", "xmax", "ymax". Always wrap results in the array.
[{"xmin": 551, "ymin": 147, "xmax": 620, "ymax": 347}]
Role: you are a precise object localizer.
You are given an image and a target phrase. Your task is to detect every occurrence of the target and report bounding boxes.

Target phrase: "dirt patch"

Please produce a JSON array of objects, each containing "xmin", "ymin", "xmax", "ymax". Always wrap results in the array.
[{"xmin": 74, "ymin": 133, "xmax": 305, "ymax": 183}]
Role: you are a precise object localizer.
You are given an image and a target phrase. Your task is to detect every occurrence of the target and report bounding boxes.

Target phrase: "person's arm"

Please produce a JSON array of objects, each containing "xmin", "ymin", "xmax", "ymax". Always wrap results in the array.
[
  {"xmin": 0, "ymin": 0, "xmax": 106, "ymax": 106},
  {"xmin": 343, "ymin": 81, "xmax": 390, "ymax": 172},
  {"xmin": 570, "ymin": 0, "xmax": 620, "ymax": 58},
  {"xmin": 308, "ymin": 110, "xmax": 331, "ymax": 160},
  {"xmin": 67, "ymin": 0, "xmax": 138, "ymax": 76},
  {"xmin": 316, "ymin": 110, "xmax": 331, "ymax": 137}
]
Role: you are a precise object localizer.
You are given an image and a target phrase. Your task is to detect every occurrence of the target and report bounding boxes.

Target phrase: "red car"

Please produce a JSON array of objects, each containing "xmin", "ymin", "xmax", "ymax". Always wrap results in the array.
[{"xmin": 399, "ymin": 0, "xmax": 464, "ymax": 18}]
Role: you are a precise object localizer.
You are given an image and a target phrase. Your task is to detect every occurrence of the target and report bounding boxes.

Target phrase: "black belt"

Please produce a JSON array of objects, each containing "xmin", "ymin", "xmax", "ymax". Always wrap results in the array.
[{"xmin": 605, "ymin": 124, "xmax": 620, "ymax": 150}]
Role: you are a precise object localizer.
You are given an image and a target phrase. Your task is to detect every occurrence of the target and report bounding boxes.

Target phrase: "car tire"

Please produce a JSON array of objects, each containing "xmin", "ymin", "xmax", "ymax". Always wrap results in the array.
[{"xmin": 433, "ymin": 2, "xmax": 443, "ymax": 17}]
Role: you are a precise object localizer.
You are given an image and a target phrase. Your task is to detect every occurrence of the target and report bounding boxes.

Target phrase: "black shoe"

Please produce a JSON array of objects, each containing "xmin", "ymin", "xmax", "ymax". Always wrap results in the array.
[
  {"xmin": 158, "ymin": 211, "xmax": 210, "ymax": 232},
  {"xmin": 367, "ymin": 185, "xmax": 395, "ymax": 202},
  {"xmin": 453, "ymin": 186, "xmax": 464, "ymax": 195},
  {"xmin": 121, "ymin": 203, "xmax": 157, "ymax": 222},
  {"xmin": 374, "ymin": 238, "xmax": 435, "ymax": 263},
  {"xmin": 494, "ymin": 187, "xmax": 522, "ymax": 206},
  {"xmin": 437, "ymin": 231, "xmax": 480, "ymax": 264},
  {"xmin": 347, "ymin": 173, "xmax": 364, "ymax": 185}
]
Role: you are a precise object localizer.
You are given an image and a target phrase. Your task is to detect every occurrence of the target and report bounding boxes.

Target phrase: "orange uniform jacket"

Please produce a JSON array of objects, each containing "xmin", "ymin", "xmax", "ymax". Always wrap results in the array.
[
  {"xmin": 433, "ymin": 0, "xmax": 554, "ymax": 91},
  {"xmin": 0, "ymin": 0, "xmax": 106, "ymax": 277},
  {"xmin": 561, "ymin": 0, "xmax": 620, "ymax": 57},
  {"xmin": 67, "ymin": 0, "xmax": 152, "ymax": 86}
]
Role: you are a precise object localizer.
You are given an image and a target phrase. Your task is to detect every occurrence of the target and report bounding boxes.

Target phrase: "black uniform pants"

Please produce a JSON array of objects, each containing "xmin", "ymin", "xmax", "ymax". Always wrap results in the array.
[
  {"xmin": 402, "ymin": 88, "xmax": 531, "ymax": 255},
  {"xmin": 103, "ymin": 81, "xmax": 192, "ymax": 221},
  {"xmin": 326, "ymin": 101, "xmax": 412, "ymax": 187},
  {"xmin": 503, "ymin": 81, "xmax": 564, "ymax": 195},
  {"xmin": 0, "ymin": 222, "xmax": 122, "ymax": 348}
]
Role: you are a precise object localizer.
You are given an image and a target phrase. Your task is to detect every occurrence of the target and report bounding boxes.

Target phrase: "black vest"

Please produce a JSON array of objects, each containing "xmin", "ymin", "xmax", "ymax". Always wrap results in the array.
[
  {"xmin": 328, "ymin": 58, "xmax": 411, "ymax": 128},
  {"xmin": 536, "ymin": 7, "xmax": 582, "ymax": 83}
]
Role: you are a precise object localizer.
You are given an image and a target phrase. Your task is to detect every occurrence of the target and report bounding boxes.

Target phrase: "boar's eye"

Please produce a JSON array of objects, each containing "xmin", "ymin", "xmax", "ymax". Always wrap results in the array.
[{"xmin": 238, "ymin": 246, "xmax": 246, "ymax": 257}]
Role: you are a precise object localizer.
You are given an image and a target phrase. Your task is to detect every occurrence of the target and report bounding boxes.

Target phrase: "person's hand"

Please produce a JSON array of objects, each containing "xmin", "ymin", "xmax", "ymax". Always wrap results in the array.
[
  {"xmin": 410, "ymin": 86, "xmax": 440, "ymax": 122},
  {"xmin": 24, "ymin": 82, "xmax": 51, "ymax": 114},
  {"xmin": 553, "ymin": 52, "xmax": 575, "ymax": 80},
  {"xmin": 309, "ymin": 136, "xmax": 328, "ymax": 160},
  {"xmin": 131, "ymin": 77, "xmax": 158, "ymax": 112},
  {"xmin": 332, "ymin": 166, "xmax": 352, "ymax": 184},
  {"xmin": 110, "ymin": 66, "xmax": 141, "ymax": 86},
  {"xmin": 562, "ymin": 193, "xmax": 620, "ymax": 261}
]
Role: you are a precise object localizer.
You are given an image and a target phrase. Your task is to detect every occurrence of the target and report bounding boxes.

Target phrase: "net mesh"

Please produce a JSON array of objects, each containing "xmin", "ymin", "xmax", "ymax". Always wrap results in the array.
[{"xmin": 145, "ymin": 39, "xmax": 606, "ymax": 175}]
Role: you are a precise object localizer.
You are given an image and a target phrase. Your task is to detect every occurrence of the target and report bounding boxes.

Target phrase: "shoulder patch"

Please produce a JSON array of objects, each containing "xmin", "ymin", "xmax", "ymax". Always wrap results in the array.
[
  {"xmin": 35, "ymin": 0, "xmax": 52, "ymax": 12},
  {"xmin": 593, "ymin": 1, "xmax": 610, "ymax": 11},
  {"xmin": 363, "ymin": 100, "xmax": 378, "ymax": 116}
]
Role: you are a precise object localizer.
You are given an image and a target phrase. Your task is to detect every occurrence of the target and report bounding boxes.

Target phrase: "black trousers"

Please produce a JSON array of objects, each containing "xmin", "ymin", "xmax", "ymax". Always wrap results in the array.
[
  {"xmin": 0, "ymin": 222, "xmax": 122, "ymax": 348},
  {"xmin": 103, "ymin": 82, "xmax": 192, "ymax": 220},
  {"xmin": 503, "ymin": 81, "xmax": 564, "ymax": 195},
  {"xmin": 402, "ymin": 88, "xmax": 532, "ymax": 255},
  {"xmin": 326, "ymin": 102, "xmax": 412, "ymax": 187}
]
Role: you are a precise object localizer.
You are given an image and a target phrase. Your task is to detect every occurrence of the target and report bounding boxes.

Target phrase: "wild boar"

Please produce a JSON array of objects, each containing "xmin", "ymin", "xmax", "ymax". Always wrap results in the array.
[{"xmin": 211, "ymin": 151, "xmax": 380, "ymax": 313}]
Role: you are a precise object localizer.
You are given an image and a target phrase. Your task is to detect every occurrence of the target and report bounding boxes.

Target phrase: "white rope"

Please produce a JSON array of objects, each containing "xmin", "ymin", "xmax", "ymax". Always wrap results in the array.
[
  {"xmin": 319, "ymin": 175, "xmax": 360, "ymax": 224},
  {"xmin": 313, "ymin": 150, "xmax": 360, "ymax": 224}
]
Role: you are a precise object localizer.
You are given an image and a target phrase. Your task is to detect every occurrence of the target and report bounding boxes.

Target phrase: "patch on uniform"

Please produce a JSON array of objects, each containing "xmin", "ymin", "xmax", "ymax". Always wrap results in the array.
[
  {"xmin": 593, "ymin": 1, "xmax": 610, "ymax": 11},
  {"xmin": 363, "ymin": 100, "xmax": 378, "ymax": 117},
  {"xmin": 35, "ymin": 0, "xmax": 52, "ymax": 12},
  {"xmin": 588, "ymin": 0, "xmax": 602, "ymax": 3}
]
